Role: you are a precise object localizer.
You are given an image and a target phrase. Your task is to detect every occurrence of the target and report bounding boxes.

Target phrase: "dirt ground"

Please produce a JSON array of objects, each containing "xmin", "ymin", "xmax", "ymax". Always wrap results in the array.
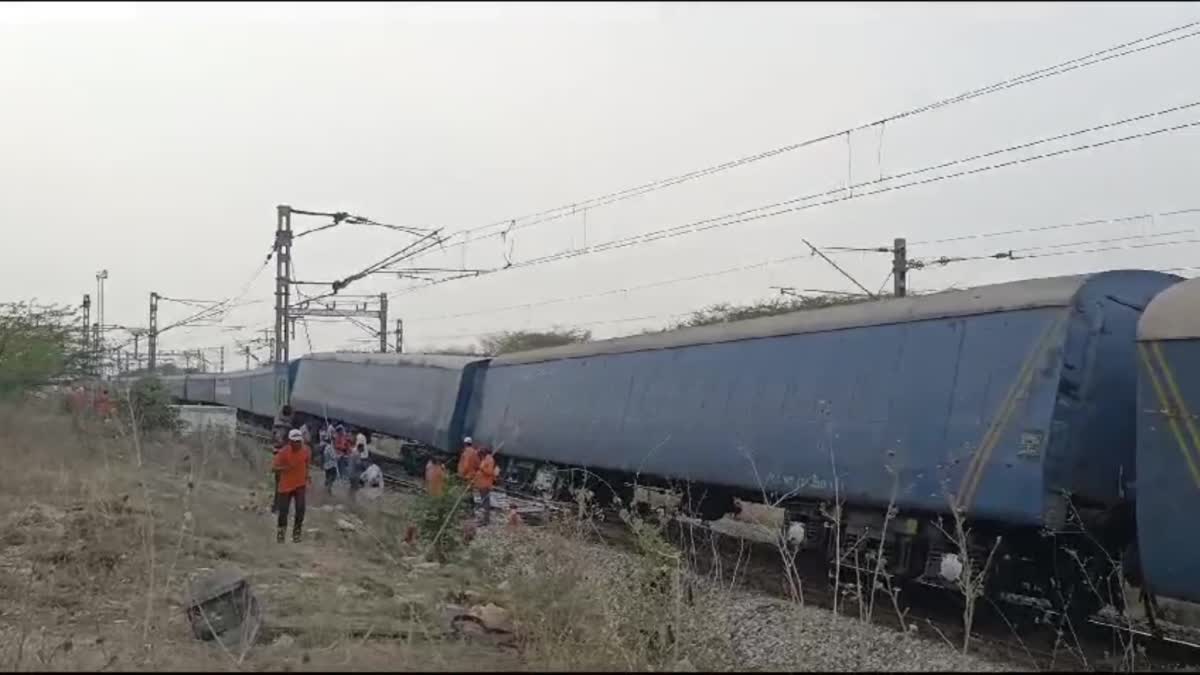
[{"xmin": 0, "ymin": 403, "xmax": 524, "ymax": 672}]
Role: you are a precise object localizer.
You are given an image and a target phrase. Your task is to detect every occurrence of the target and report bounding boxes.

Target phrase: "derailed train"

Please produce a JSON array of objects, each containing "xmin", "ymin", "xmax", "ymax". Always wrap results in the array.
[{"xmin": 160, "ymin": 269, "xmax": 1200, "ymax": 618}]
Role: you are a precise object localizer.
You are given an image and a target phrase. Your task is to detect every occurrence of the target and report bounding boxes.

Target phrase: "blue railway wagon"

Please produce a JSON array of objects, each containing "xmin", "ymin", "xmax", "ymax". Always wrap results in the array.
[
  {"xmin": 243, "ymin": 365, "xmax": 283, "ymax": 419},
  {"xmin": 224, "ymin": 369, "xmax": 257, "ymax": 413},
  {"xmin": 290, "ymin": 352, "xmax": 487, "ymax": 451},
  {"xmin": 184, "ymin": 374, "xmax": 218, "ymax": 404},
  {"xmin": 1136, "ymin": 276, "xmax": 1200, "ymax": 603},
  {"xmin": 469, "ymin": 271, "xmax": 1178, "ymax": 528},
  {"xmin": 214, "ymin": 375, "xmax": 234, "ymax": 407},
  {"xmin": 161, "ymin": 374, "xmax": 186, "ymax": 401}
]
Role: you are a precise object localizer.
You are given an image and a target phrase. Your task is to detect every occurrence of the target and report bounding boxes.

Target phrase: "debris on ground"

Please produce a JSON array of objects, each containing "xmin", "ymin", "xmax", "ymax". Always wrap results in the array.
[
  {"xmin": 183, "ymin": 567, "xmax": 262, "ymax": 650},
  {"xmin": 468, "ymin": 603, "xmax": 514, "ymax": 634}
]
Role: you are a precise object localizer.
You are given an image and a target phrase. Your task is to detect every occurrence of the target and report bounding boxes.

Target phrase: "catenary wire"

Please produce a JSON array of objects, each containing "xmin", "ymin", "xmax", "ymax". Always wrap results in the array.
[{"xmin": 391, "ymin": 115, "xmax": 1200, "ymax": 299}]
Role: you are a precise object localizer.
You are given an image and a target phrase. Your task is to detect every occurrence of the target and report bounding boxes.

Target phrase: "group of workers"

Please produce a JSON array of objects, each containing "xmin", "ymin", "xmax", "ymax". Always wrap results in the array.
[
  {"xmin": 424, "ymin": 436, "xmax": 502, "ymax": 524},
  {"xmin": 269, "ymin": 405, "xmax": 507, "ymax": 543},
  {"xmin": 269, "ymin": 405, "xmax": 385, "ymax": 544},
  {"xmin": 66, "ymin": 385, "xmax": 116, "ymax": 419}
]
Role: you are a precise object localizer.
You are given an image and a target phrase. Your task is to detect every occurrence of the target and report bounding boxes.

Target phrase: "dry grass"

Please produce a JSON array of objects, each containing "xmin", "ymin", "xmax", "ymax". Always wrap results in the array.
[{"xmin": 0, "ymin": 399, "xmax": 521, "ymax": 671}]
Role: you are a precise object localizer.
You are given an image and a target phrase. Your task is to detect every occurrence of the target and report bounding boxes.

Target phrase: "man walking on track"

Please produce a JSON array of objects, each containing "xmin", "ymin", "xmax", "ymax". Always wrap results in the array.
[{"xmin": 273, "ymin": 429, "xmax": 311, "ymax": 543}]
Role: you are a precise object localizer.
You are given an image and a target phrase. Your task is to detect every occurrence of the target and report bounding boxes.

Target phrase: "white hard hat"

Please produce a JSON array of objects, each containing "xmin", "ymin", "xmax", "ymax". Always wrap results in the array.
[
  {"xmin": 356, "ymin": 433, "xmax": 367, "ymax": 446},
  {"xmin": 464, "ymin": 436, "xmax": 473, "ymax": 444},
  {"xmin": 288, "ymin": 429, "xmax": 303, "ymax": 441}
]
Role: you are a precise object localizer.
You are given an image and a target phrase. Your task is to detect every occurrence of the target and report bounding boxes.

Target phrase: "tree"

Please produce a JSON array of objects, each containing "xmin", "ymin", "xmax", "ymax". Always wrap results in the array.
[
  {"xmin": 478, "ymin": 328, "xmax": 592, "ymax": 355},
  {"xmin": 120, "ymin": 377, "xmax": 181, "ymax": 432},
  {"xmin": 420, "ymin": 346, "xmax": 483, "ymax": 357},
  {"xmin": 670, "ymin": 293, "xmax": 884, "ymax": 330},
  {"xmin": 0, "ymin": 301, "xmax": 88, "ymax": 397}
]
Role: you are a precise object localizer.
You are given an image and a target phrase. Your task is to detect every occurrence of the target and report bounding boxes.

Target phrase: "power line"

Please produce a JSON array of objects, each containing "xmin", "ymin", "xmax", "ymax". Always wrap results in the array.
[
  {"xmin": 1009, "ymin": 228, "xmax": 1193, "ymax": 253},
  {"xmin": 107, "ymin": 252, "xmax": 273, "ymax": 357},
  {"xmin": 394, "ymin": 20, "xmax": 1200, "ymax": 265},
  {"xmin": 910, "ymin": 206, "xmax": 1200, "ymax": 246},
  {"xmin": 406, "ymin": 204, "xmax": 1200, "ymax": 324},
  {"xmin": 393, "ymin": 113, "xmax": 1200, "ymax": 298},
  {"xmin": 408, "ymin": 253, "xmax": 818, "ymax": 322},
  {"xmin": 411, "ymin": 245, "xmax": 1200, "ymax": 347},
  {"xmin": 1019, "ymin": 235, "xmax": 1200, "ymax": 260}
]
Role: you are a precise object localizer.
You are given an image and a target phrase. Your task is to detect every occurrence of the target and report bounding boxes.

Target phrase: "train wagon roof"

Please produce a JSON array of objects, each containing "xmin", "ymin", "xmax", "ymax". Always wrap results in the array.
[
  {"xmin": 219, "ymin": 365, "xmax": 277, "ymax": 379},
  {"xmin": 301, "ymin": 352, "xmax": 487, "ymax": 370},
  {"xmin": 495, "ymin": 271, "xmax": 1162, "ymax": 366},
  {"xmin": 1139, "ymin": 275, "xmax": 1200, "ymax": 341}
]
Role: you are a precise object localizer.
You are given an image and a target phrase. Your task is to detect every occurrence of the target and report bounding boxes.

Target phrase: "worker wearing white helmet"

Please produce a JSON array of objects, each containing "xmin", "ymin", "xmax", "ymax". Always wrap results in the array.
[
  {"xmin": 457, "ymin": 436, "xmax": 480, "ymax": 481},
  {"xmin": 272, "ymin": 428, "xmax": 311, "ymax": 543}
]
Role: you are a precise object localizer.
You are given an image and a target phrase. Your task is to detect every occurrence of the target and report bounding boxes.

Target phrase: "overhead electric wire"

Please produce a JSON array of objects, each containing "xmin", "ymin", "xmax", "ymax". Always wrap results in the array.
[
  {"xmin": 412, "ymin": 239, "xmax": 1200, "ymax": 347},
  {"xmin": 297, "ymin": 228, "xmax": 449, "ymax": 305},
  {"xmin": 909, "ymin": 206, "xmax": 1200, "ymax": 246},
  {"xmin": 408, "ymin": 252, "xmax": 819, "ymax": 322},
  {"xmin": 1007, "ymin": 228, "xmax": 1192, "ymax": 253},
  {"xmin": 1018, "ymin": 235, "xmax": 1200, "ymax": 260},
  {"xmin": 395, "ymin": 20, "xmax": 1200, "ymax": 265},
  {"xmin": 405, "ymin": 204, "xmax": 1200, "ymax": 324},
  {"xmin": 114, "ymin": 251, "xmax": 275, "ymax": 357},
  {"xmin": 393, "ymin": 112, "xmax": 1200, "ymax": 299}
]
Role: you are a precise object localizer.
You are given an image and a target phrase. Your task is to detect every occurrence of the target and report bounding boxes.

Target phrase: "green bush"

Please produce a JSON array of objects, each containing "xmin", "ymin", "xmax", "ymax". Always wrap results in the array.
[
  {"xmin": 411, "ymin": 475, "xmax": 471, "ymax": 561},
  {"xmin": 120, "ymin": 377, "xmax": 180, "ymax": 433}
]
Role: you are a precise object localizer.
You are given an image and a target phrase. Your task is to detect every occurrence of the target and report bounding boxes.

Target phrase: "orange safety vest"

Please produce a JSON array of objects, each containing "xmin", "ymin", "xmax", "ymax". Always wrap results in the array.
[
  {"xmin": 273, "ymin": 444, "xmax": 312, "ymax": 494},
  {"xmin": 457, "ymin": 445, "xmax": 480, "ymax": 480},
  {"xmin": 425, "ymin": 461, "xmax": 446, "ymax": 497},
  {"xmin": 474, "ymin": 455, "xmax": 499, "ymax": 490}
]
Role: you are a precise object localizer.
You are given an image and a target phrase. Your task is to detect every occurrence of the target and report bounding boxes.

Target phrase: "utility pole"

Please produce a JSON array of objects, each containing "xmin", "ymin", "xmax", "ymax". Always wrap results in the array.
[
  {"xmin": 148, "ymin": 292, "xmax": 159, "ymax": 371},
  {"xmin": 81, "ymin": 295, "xmax": 91, "ymax": 375},
  {"xmin": 378, "ymin": 293, "xmax": 388, "ymax": 354},
  {"xmin": 91, "ymin": 323, "xmax": 100, "ymax": 377},
  {"xmin": 892, "ymin": 237, "xmax": 907, "ymax": 298},
  {"xmin": 132, "ymin": 332, "xmax": 141, "ymax": 372},
  {"xmin": 273, "ymin": 205, "xmax": 294, "ymax": 410},
  {"xmin": 394, "ymin": 319, "xmax": 403, "ymax": 354},
  {"xmin": 95, "ymin": 270, "xmax": 108, "ymax": 376},
  {"xmin": 243, "ymin": 345, "xmax": 252, "ymax": 370},
  {"xmin": 219, "ymin": 346, "xmax": 225, "ymax": 373}
]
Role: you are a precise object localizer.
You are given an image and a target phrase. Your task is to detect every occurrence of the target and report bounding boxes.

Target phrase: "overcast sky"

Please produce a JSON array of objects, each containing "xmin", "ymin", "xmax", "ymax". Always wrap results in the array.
[{"xmin": 4, "ymin": 1, "xmax": 1200, "ymax": 365}]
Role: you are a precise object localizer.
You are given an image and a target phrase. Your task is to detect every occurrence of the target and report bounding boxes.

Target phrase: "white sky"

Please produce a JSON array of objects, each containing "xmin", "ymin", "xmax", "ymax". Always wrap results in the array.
[{"xmin": 4, "ymin": 1, "xmax": 1200, "ymax": 366}]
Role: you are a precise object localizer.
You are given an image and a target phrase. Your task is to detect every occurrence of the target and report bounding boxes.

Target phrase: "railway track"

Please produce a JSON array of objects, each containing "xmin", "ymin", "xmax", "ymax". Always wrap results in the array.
[{"xmin": 236, "ymin": 425, "xmax": 1200, "ymax": 670}]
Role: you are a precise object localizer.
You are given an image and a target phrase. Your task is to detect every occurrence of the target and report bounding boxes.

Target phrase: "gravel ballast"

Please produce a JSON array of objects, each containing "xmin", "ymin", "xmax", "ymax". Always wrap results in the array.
[{"xmin": 469, "ymin": 522, "xmax": 1016, "ymax": 671}]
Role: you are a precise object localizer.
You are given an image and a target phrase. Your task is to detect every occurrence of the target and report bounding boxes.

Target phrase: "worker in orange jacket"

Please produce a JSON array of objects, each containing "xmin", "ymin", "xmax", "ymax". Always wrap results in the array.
[
  {"xmin": 474, "ymin": 446, "xmax": 501, "ymax": 526},
  {"xmin": 273, "ymin": 429, "xmax": 311, "ymax": 544},
  {"xmin": 457, "ymin": 436, "xmax": 480, "ymax": 481},
  {"xmin": 425, "ymin": 458, "xmax": 447, "ymax": 497}
]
